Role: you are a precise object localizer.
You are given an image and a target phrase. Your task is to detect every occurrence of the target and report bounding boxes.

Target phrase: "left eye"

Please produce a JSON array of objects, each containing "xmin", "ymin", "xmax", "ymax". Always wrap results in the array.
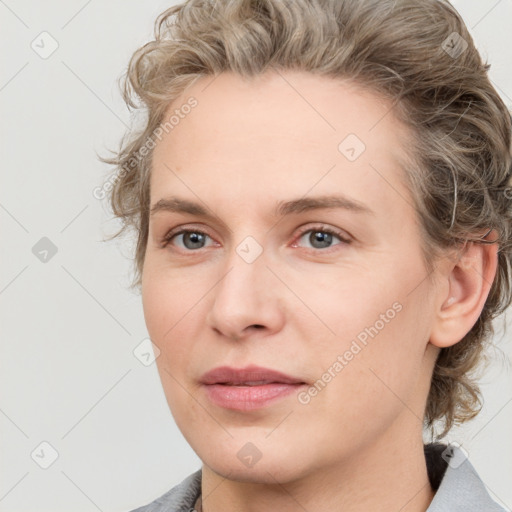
[{"xmin": 295, "ymin": 228, "xmax": 349, "ymax": 250}]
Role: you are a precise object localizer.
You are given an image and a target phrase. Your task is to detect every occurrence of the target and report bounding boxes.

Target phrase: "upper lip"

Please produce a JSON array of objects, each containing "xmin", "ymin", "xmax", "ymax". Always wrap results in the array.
[{"xmin": 200, "ymin": 365, "xmax": 305, "ymax": 385}]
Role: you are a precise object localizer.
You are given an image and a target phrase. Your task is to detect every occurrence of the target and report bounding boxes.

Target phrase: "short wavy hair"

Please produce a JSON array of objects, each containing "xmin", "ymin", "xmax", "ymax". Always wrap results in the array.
[{"xmin": 100, "ymin": 0, "xmax": 512, "ymax": 438}]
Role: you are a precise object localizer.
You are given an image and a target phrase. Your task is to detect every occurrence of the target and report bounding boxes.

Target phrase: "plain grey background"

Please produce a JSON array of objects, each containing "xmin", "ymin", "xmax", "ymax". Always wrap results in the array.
[{"xmin": 1, "ymin": 1, "xmax": 511, "ymax": 511}]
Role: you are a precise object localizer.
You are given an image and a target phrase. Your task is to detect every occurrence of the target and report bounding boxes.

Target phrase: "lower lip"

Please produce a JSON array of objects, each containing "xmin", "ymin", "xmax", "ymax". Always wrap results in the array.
[{"xmin": 203, "ymin": 383, "xmax": 305, "ymax": 411}]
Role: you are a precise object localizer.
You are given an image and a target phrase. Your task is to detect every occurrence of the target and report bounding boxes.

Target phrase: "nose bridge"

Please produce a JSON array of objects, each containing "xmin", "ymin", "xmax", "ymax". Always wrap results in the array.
[
  {"xmin": 216, "ymin": 241, "xmax": 268, "ymax": 313},
  {"xmin": 207, "ymin": 237, "xmax": 283, "ymax": 338},
  {"xmin": 219, "ymin": 227, "xmax": 268, "ymax": 293}
]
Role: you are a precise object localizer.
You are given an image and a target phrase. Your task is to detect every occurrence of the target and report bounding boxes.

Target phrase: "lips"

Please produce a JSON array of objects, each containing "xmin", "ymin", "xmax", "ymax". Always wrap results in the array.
[
  {"xmin": 200, "ymin": 365, "xmax": 305, "ymax": 385},
  {"xmin": 200, "ymin": 365, "xmax": 307, "ymax": 411}
]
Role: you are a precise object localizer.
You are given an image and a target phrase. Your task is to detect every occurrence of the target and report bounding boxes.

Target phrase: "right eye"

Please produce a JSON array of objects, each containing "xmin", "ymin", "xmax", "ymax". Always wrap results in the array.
[{"xmin": 162, "ymin": 229, "xmax": 216, "ymax": 251}]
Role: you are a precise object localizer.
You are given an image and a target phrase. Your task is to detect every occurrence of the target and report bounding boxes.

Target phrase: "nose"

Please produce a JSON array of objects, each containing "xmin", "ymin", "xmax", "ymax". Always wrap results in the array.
[{"xmin": 205, "ymin": 247, "xmax": 285, "ymax": 342}]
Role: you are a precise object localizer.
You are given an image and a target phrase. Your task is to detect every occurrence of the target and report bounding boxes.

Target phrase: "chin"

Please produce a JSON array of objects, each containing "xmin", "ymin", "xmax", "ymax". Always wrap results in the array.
[
  {"xmin": 207, "ymin": 458, "xmax": 306, "ymax": 484},
  {"xmin": 196, "ymin": 438, "xmax": 313, "ymax": 485}
]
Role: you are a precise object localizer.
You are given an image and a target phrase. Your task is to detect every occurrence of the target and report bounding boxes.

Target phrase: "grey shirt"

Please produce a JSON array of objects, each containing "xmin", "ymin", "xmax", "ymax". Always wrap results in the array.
[{"xmin": 129, "ymin": 443, "xmax": 506, "ymax": 511}]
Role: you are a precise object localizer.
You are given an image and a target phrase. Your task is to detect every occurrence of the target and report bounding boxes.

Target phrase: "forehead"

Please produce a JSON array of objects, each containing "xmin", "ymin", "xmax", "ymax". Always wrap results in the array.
[{"xmin": 150, "ymin": 71, "xmax": 414, "ymax": 213}]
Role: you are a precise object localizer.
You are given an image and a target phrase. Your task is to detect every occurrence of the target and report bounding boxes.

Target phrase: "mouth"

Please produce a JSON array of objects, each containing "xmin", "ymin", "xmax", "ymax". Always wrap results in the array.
[{"xmin": 200, "ymin": 365, "xmax": 307, "ymax": 411}]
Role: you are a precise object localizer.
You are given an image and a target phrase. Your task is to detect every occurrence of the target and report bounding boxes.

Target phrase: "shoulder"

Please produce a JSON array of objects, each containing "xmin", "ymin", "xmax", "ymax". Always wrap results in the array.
[
  {"xmin": 426, "ymin": 443, "xmax": 507, "ymax": 511},
  {"xmin": 128, "ymin": 469, "xmax": 202, "ymax": 512}
]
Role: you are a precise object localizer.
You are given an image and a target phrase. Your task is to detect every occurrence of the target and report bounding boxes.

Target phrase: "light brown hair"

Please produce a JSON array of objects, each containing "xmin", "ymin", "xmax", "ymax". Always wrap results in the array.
[{"xmin": 100, "ymin": 0, "xmax": 512, "ymax": 438}]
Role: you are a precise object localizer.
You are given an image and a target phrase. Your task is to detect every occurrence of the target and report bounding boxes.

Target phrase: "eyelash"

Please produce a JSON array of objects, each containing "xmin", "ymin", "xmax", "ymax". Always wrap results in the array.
[{"xmin": 161, "ymin": 224, "xmax": 352, "ymax": 253}]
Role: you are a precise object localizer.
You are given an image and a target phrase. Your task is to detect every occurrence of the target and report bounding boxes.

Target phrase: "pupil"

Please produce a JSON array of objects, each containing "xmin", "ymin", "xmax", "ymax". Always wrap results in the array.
[
  {"xmin": 311, "ymin": 231, "xmax": 332, "ymax": 248},
  {"xmin": 185, "ymin": 232, "xmax": 205, "ymax": 249}
]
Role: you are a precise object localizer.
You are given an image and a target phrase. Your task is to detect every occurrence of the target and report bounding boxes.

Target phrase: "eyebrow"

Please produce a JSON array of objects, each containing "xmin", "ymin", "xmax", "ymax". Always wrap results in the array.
[{"xmin": 150, "ymin": 194, "xmax": 374, "ymax": 218}]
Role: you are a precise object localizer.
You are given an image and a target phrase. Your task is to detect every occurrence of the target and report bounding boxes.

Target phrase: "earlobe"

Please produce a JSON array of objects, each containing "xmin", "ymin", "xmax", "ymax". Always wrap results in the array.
[{"xmin": 430, "ymin": 229, "xmax": 499, "ymax": 348}]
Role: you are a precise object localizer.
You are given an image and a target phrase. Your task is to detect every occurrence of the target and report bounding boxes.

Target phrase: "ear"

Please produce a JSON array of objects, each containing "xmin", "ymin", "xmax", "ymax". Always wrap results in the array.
[{"xmin": 429, "ymin": 229, "xmax": 499, "ymax": 348}]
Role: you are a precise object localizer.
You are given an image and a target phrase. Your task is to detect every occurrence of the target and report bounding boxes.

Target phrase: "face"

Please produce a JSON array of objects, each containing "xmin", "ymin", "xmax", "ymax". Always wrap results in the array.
[{"xmin": 142, "ymin": 71, "xmax": 440, "ymax": 484}]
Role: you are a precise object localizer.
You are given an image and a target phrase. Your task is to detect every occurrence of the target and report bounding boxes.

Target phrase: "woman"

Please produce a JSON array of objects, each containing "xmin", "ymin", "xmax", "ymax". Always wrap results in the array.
[{"xmin": 102, "ymin": 0, "xmax": 512, "ymax": 510}]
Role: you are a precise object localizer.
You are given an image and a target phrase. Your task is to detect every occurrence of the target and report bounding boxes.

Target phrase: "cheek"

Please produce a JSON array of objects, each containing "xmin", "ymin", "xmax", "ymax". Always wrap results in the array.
[
  {"xmin": 141, "ymin": 261, "xmax": 216, "ymax": 381},
  {"xmin": 142, "ymin": 271, "xmax": 203, "ymax": 419},
  {"xmin": 141, "ymin": 259, "xmax": 201, "ymax": 341},
  {"xmin": 306, "ymin": 262, "xmax": 432, "ymax": 413},
  {"xmin": 320, "ymin": 290, "xmax": 432, "ymax": 429},
  {"xmin": 141, "ymin": 278, "xmax": 169, "ymax": 346}
]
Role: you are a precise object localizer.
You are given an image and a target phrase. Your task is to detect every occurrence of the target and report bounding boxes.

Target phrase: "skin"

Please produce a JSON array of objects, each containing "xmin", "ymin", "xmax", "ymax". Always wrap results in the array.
[{"xmin": 141, "ymin": 71, "xmax": 498, "ymax": 512}]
